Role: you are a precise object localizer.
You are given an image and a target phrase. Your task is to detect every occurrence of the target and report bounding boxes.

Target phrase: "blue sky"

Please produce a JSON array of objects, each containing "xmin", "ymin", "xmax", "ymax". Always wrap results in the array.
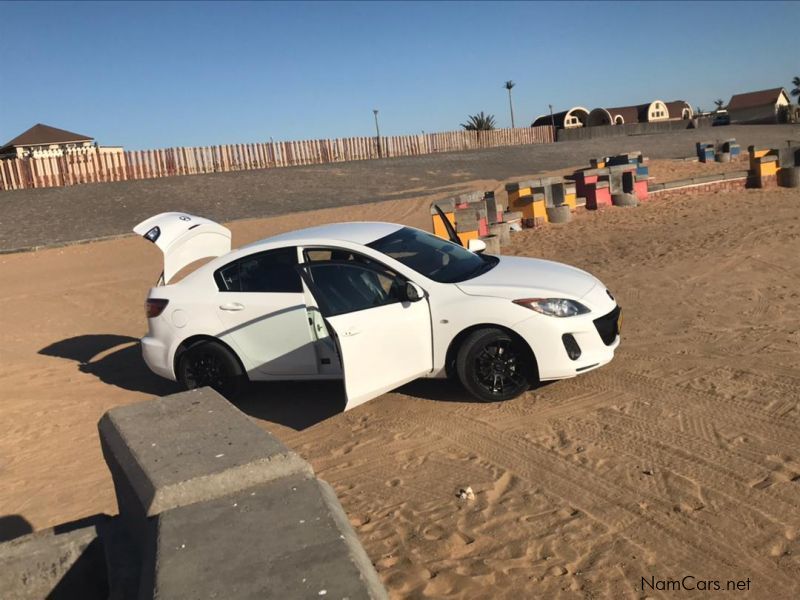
[{"xmin": 1, "ymin": 1, "xmax": 798, "ymax": 149}]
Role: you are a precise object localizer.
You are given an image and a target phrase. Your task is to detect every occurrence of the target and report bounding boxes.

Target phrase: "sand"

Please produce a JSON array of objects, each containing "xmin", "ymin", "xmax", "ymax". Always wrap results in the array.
[{"xmin": 1, "ymin": 183, "xmax": 799, "ymax": 598}]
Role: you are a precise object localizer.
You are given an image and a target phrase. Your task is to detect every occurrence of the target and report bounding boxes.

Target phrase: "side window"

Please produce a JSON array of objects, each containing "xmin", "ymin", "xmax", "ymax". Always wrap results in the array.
[
  {"xmin": 303, "ymin": 262, "xmax": 406, "ymax": 317},
  {"xmin": 214, "ymin": 247, "xmax": 301, "ymax": 293}
]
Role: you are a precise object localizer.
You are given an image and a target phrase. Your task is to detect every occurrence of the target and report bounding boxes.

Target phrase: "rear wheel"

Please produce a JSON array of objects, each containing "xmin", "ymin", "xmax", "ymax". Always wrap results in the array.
[
  {"xmin": 456, "ymin": 328, "xmax": 532, "ymax": 402},
  {"xmin": 177, "ymin": 340, "xmax": 245, "ymax": 399}
]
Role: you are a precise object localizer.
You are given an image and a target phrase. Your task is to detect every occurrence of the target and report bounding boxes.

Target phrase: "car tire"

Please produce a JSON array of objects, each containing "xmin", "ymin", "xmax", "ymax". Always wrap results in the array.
[
  {"xmin": 177, "ymin": 340, "xmax": 246, "ymax": 399},
  {"xmin": 456, "ymin": 328, "xmax": 532, "ymax": 402}
]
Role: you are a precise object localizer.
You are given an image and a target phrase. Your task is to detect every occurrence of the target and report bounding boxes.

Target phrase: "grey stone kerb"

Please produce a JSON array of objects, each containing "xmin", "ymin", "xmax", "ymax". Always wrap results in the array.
[
  {"xmin": 99, "ymin": 387, "xmax": 388, "ymax": 600},
  {"xmin": 98, "ymin": 388, "xmax": 312, "ymax": 521}
]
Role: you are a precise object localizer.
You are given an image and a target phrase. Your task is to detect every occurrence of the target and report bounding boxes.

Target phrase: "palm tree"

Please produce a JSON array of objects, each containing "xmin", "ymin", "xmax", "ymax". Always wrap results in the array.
[
  {"xmin": 714, "ymin": 99, "xmax": 725, "ymax": 112},
  {"xmin": 461, "ymin": 112, "xmax": 496, "ymax": 131},
  {"xmin": 504, "ymin": 81, "xmax": 516, "ymax": 128},
  {"xmin": 791, "ymin": 76, "xmax": 800, "ymax": 104}
]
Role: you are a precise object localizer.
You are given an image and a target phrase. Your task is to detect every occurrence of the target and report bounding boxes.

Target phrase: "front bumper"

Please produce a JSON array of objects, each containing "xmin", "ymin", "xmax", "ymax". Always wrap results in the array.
[{"xmin": 516, "ymin": 305, "xmax": 621, "ymax": 380}]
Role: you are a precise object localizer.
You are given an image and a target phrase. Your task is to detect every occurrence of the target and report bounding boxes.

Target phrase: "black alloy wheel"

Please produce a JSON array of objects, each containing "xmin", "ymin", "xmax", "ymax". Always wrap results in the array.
[
  {"xmin": 456, "ymin": 328, "xmax": 531, "ymax": 402},
  {"xmin": 178, "ymin": 341, "xmax": 245, "ymax": 399}
]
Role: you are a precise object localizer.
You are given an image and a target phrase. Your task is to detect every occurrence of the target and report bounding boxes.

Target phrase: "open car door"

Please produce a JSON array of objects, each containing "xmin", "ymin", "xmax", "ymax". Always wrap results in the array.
[
  {"xmin": 297, "ymin": 260, "xmax": 433, "ymax": 411},
  {"xmin": 133, "ymin": 212, "xmax": 231, "ymax": 284}
]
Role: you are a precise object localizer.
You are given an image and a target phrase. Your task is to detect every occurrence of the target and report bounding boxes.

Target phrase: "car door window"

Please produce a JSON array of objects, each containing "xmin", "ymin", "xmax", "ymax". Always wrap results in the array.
[
  {"xmin": 301, "ymin": 262, "xmax": 406, "ymax": 317},
  {"xmin": 215, "ymin": 247, "xmax": 301, "ymax": 293}
]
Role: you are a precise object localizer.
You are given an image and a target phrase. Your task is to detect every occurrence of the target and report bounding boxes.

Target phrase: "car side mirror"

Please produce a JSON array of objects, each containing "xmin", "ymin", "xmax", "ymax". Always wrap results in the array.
[
  {"xmin": 467, "ymin": 238, "xmax": 487, "ymax": 254},
  {"xmin": 403, "ymin": 281, "xmax": 424, "ymax": 302}
]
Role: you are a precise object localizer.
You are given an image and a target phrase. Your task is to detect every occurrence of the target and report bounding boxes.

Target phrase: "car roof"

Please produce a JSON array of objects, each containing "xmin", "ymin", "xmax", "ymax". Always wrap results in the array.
[{"xmin": 242, "ymin": 221, "xmax": 405, "ymax": 249}]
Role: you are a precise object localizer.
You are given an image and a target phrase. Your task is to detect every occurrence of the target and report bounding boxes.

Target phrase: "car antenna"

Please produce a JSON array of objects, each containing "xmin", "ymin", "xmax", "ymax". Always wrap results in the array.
[{"xmin": 433, "ymin": 204, "xmax": 463, "ymax": 247}]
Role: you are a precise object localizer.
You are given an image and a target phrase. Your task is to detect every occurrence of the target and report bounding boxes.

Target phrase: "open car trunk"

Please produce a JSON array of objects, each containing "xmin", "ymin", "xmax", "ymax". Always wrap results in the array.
[{"xmin": 133, "ymin": 212, "xmax": 232, "ymax": 284}]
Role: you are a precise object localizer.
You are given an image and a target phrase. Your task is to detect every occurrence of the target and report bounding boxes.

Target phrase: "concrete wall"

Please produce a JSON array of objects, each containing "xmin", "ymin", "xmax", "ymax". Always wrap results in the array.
[
  {"xmin": 557, "ymin": 118, "xmax": 711, "ymax": 142},
  {"xmin": 0, "ymin": 388, "xmax": 388, "ymax": 599}
]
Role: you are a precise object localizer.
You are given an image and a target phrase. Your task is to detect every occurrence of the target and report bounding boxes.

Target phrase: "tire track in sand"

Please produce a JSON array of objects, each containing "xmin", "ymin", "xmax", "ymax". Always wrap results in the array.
[{"xmin": 386, "ymin": 397, "xmax": 799, "ymax": 593}]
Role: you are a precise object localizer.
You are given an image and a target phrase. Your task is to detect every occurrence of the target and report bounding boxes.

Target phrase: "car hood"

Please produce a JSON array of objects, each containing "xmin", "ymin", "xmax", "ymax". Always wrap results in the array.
[{"xmin": 456, "ymin": 255, "xmax": 599, "ymax": 300}]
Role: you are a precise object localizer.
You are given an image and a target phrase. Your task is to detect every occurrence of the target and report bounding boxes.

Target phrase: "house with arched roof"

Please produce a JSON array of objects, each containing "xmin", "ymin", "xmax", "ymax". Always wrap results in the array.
[
  {"xmin": 586, "ymin": 100, "xmax": 692, "ymax": 126},
  {"xmin": 531, "ymin": 106, "xmax": 589, "ymax": 129}
]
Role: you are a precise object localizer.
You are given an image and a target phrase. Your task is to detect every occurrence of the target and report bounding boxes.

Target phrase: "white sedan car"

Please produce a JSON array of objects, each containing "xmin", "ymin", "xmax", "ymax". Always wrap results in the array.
[{"xmin": 134, "ymin": 212, "xmax": 621, "ymax": 410}]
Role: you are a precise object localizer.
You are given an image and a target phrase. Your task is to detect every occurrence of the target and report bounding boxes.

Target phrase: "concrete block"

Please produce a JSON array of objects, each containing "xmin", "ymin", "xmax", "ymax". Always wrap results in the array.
[
  {"xmin": 692, "ymin": 174, "xmax": 725, "ymax": 184},
  {"xmin": 585, "ymin": 182, "xmax": 611, "ymax": 210},
  {"xmin": 634, "ymin": 179, "xmax": 649, "ymax": 201},
  {"xmin": 723, "ymin": 170, "xmax": 750, "ymax": 181},
  {"xmin": 550, "ymin": 182, "xmax": 566, "ymax": 206},
  {"xmin": 489, "ymin": 222, "xmax": 512, "ymax": 245},
  {"xmin": 98, "ymin": 388, "xmax": 313, "ymax": 547},
  {"xmin": 484, "ymin": 193, "xmax": 503, "ymax": 223},
  {"xmin": 504, "ymin": 211, "xmax": 523, "ymax": 231},
  {"xmin": 0, "ymin": 523, "xmax": 108, "ymax": 600},
  {"xmin": 622, "ymin": 171, "xmax": 635, "ymax": 193},
  {"xmin": 455, "ymin": 190, "xmax": 483, "ymax": 205},
  {"xmin": 589, "ymin": 157, "xmax": 606, "ymax": 168},
  {"xmin": 605, "ymin": 155, "xmax": 634, "ymax": 167},
  {"xmin": 662, "ymin": 179, "xmax": 692, "ymax": 190},
  {"xmin": 696, "ymin": 142, "xmax": 714, "ymax": 160},
  {"xmin": 430, "ymin": 199, "xmax": 455, "ymax": 214},
  {"xmin": 144, "ymin": 474, "xmax": 387, "ymax": 600},
  {"xmin": 504, "ymin": 180, "xmax": 536, "ymax": 192},
  {"xmin": 576, "ymin": 168, "xmax": 605, "ymax": 178},
  {"xmin": 431, "ymin": 211, "xmax": 455, "ymax": 240},
  {"xmin": 609, "ymin": 170, "xmax": 623, "ymax": 194},
  {"xmin": 455, "ymin": 206, "xmax": 481, "ymax": 233},
  {"xmin": 778, "ymin": 146, "xmax": 800, "ymax": 168},
  {"xmin": 532, "ymin": 185, "xmax": 552, "ymax": 207},
  {"xmin": 479, "ymin": 234, "xmax": 501, "ymax": 254}
]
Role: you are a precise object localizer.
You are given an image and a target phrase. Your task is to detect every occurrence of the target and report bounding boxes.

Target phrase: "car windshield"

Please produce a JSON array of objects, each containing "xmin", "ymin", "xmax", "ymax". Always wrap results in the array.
[{"xmin": 367, "ymin": 227, "xmax": 497, "ymax": 283}]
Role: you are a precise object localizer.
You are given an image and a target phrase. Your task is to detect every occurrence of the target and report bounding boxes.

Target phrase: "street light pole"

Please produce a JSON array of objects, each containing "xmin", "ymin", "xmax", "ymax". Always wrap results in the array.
[{"xmin": 373, "ymin": 109, "xmax": 382, "ymax": 158}]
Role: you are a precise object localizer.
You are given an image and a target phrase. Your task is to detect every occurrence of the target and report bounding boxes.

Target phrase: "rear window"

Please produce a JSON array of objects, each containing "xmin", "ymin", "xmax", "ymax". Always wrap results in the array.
[{"xmin": 214, "ymin": 247, "xmax": 302, "ymax": 293}]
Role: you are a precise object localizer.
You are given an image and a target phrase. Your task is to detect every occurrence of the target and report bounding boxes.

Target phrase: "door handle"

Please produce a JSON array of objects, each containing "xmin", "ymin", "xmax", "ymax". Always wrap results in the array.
[
  {"xmin": 342, "ymin": 327, "xmax": 361, "ymax": 337},
  {"xmin": 219, "ymin": 302, "xmax": 245, "ymax": 311}
]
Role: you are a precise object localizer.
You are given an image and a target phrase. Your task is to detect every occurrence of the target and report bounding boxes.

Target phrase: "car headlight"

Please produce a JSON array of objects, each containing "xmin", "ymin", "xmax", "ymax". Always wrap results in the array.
[{"xmin": 512, "ymin": 298, "xmax": 590, "ymax": 317}]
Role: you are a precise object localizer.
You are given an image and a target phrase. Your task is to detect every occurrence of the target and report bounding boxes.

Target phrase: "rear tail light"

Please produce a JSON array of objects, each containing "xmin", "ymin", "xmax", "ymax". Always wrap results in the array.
[{"xmin": 145, "ymin": 298, "xmax": 169, "ymax": 318}]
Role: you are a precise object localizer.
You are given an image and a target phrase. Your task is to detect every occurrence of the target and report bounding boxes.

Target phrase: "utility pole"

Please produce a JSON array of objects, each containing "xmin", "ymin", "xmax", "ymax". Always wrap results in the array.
[
  {"xmin": 373, "ymin": 109, "xmax": 382, "ymax": 158},
  {"xmin": 548, "ymin": 104, "xmax": 555, "ymax": 129},
  {"xmin": 504, "ymin": 81, "xmax": 516, "ymax": 129}
]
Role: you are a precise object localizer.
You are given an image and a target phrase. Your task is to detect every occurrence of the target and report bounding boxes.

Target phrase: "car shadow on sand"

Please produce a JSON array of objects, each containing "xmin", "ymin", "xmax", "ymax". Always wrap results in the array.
[
  {"xmin": 38, "ymin": 334, "xmax": 346, "ymax": 430},
  {"xmin": 39, "ymin": 334, "xmax": 182, "ymax": 396},
  {"xmin": 398, "ymin": 378, "xmax": 554, "ymax": 404},
  {"xmin": 39, "ymin": 334, "xmax": 543, "ymax": 431}
]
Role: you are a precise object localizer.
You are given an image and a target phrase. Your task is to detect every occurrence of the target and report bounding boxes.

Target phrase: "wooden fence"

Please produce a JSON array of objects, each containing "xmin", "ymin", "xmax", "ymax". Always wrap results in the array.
[{"xmin": 0, "ymin": 126, "xmax": 554, "ymax": 191}]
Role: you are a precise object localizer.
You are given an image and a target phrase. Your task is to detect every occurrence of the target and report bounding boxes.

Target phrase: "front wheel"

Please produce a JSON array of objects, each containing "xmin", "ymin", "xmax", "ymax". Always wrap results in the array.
[
  {"xmin": 456, "ymin": 328, "xmax": 532, "ymax": 402},
  {"xmin": 177, "ymin": 340, "xmax": 245, "ymax": 399}
]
